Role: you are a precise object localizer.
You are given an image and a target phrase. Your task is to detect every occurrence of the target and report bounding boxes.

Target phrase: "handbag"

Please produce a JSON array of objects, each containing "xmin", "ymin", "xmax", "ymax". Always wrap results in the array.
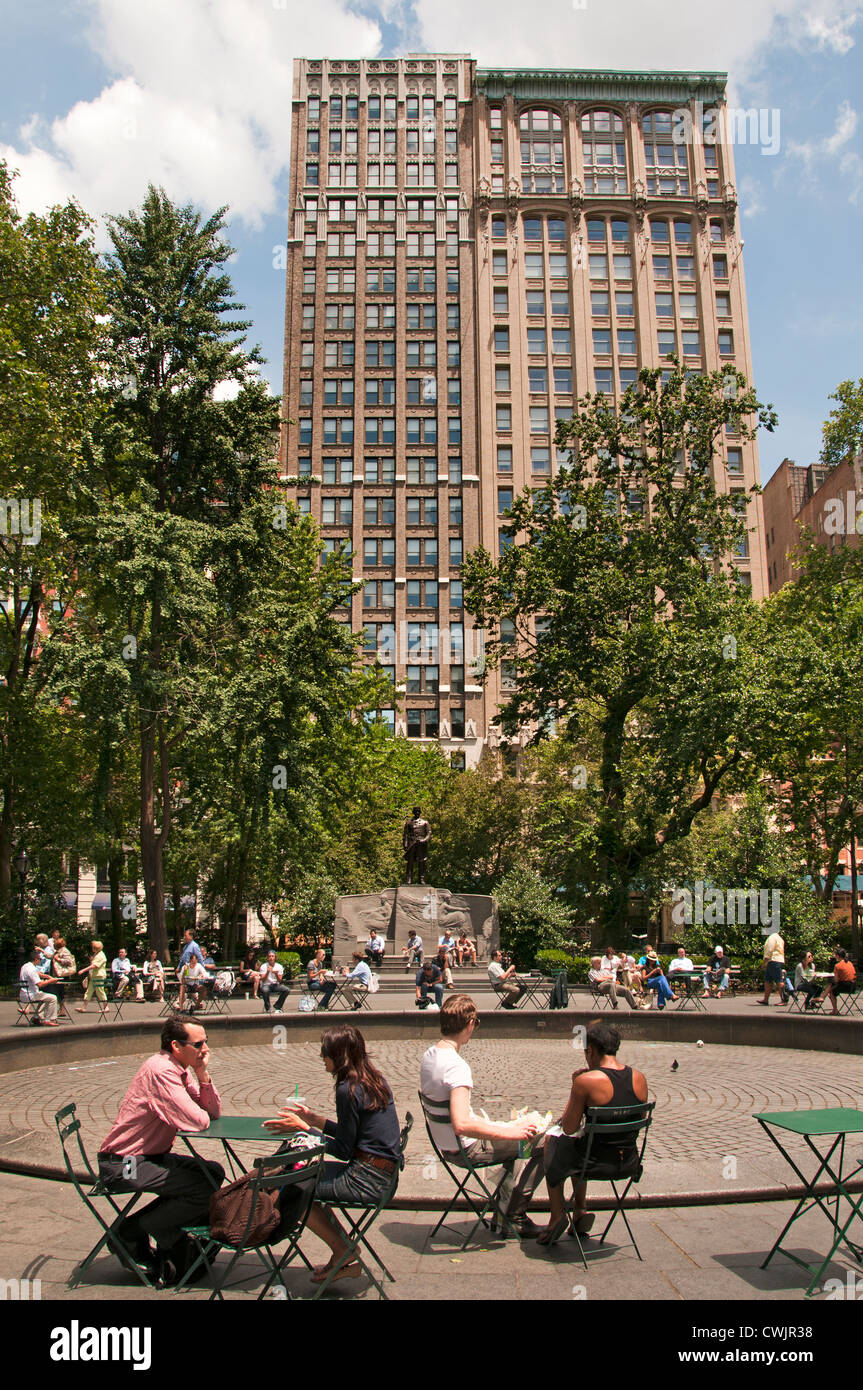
[
  {"xmin": 209, "ymin": 1171, "xmax": 281, "ymax": 1248},
  {"xmin": 298, "ymin": 993, "xmax": 316, "ymax": 1012}
]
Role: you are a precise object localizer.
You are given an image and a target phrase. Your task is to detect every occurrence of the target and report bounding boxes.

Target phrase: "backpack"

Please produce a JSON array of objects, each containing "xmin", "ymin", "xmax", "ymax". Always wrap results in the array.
[
  {"xmin": 214, "ymin": 970, "xmax": 234, "ymax": 997},
  {"xmin": 209, "ymin": 1171, "xmax": 281, "ymax": 1248}
]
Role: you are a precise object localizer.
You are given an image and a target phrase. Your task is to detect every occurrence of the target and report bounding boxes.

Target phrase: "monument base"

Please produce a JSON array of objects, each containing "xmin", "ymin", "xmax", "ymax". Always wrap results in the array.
[{"xmin": 333, "ymin": 885, "xmax": 499, "ymax": 968}]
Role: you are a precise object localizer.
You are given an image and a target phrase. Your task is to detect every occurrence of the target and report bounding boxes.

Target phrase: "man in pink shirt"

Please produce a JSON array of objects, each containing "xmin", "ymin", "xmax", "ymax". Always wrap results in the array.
[{"xmin": 98, "ymin": 1016, "xmax": 223, "ymax": 1283}]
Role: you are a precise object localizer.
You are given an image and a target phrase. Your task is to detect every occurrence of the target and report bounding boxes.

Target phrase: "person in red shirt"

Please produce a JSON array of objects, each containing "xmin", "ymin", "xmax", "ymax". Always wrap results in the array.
[
  {"xmin": 819, "ymin": 950, "xmax": 857, "ymax": 1015},
  {"xmin": 97, "ymin": 1016, "xmax": 223, "ymax": 1283}
]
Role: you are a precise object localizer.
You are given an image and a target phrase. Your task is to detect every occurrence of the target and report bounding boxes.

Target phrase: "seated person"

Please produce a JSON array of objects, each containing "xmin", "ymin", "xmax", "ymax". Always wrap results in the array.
[
  {"xmin": 307, "ymin": 949, "xmax": 337, "ymax": 1011},
  {"xmin": 112, "ymin": 947, "xmax": 144, "ymax": 1000},
  {"xmin": 638, "ymin": 949, "xmax": 675, "ymax": 1009},
  {"xmin": 509, "ymin": 1018, "xmax": 649, "ymax": 1244},
  {"xmin": 819, "ymin": 950, "xmax": 857, "ymax": 1015},
  {"xmin": 667, "ymin": 947, "xmax": 694, "ymax": 975},
  {"xmin": 343, "ymin": 951, "xmax": 372, "ymax": 1011},
  {"xmin": 438, "ymin": 930, "xmax": 457, "ymax": 962},
  {"xmin": 19, "ymin": 949, "xmax": 60, "ymax": 1026},
  {"xmin": 587, "ymin": 956, "xmax": 642, "ymax": 1010},
  {"xmin": 416, "ymin": 958, "xmax": 443, "ymax": 1009},
  {"xmin": 177, "ymin": 957, "xmax": 209, "ymax": 1013},
  {"xmin": 617, "ymin": 953, "xmax": 643, "ymax": 993},
  {"xmin": 365, "ymin": 929, "xmax": 385, "ymax": 967},
  {"xmin": 238, "ymin": 947, "xmax": 262, "ymax": 999},
  {"xmin": 703, "ymin": 946, "xmax": 730, "ymax": 998},
  {"xmin": 455, "ymin": 931, "xmax": 477, "ymax": 966},
  {"xmin": 259, "ymin": 952, "xmax": 289, "ymax": 1014},
  {"xmin": 793, "ymin": 950, "xmax": 821, "ymax": 1010},
  {"xmin": 420, "ymin": 995, "xmax": 542, "ymax": 1238},
  {"xmin": 603, "ymin": 946, "xmax": 621, "ymax": 978},
  {"xmin": 487, "ymin": 949, "xmax": 525, "ymax": 1008},
  {"xmin": 402, "ymin": 930, "xmax": 423, "ymax": 972},
  {"xmin": 435, "ymin": 944, "xmax": 454, "ymax": 989},
  {"xmin": 142, "ymin": 949, "xmax": 165, "ymax": 1002}
]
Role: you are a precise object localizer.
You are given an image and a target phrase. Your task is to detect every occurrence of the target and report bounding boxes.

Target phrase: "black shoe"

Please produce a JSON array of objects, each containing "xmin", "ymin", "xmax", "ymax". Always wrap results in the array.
[
  {"xmin": 499, "ymin": 1216, "xmax": 544, "ymax": 1240},
  {"xmin": 158, "ymin": 1237, "xmax": 209, "ymax": 1288}
]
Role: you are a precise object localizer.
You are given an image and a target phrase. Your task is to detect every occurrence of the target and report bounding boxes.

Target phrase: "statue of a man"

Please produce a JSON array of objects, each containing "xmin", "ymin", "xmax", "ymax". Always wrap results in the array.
[{"xmin": 403, "ymin": 806, "xmax": 432, "ymax": 885}]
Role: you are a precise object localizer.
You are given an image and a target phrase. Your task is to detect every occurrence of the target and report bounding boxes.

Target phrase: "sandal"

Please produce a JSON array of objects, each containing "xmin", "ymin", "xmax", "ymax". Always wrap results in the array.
[
  {"xmin": 569, "ymin": 1212, "xmax": 596, "ymax": 1236},
  {"xmin": 310, "ymin": 1256, "xmax": 361, "ymax": 1284},
  {"xmin": 536, "ymin": 1217, "xmax": 568, "ymax": 1247}
]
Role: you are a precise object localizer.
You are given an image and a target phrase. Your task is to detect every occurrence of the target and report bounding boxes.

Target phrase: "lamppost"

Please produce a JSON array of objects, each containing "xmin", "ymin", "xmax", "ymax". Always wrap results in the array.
[{"xmin": 13, "ymin": 849, "xmax": 29, "ymax": 966}]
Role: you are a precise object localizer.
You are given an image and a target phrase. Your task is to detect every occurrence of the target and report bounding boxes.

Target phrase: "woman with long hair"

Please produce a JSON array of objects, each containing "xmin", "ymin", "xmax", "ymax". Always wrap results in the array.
[{"xmin": 264, "ymin": 1024, "xmax": 401, "ymax": 1286}]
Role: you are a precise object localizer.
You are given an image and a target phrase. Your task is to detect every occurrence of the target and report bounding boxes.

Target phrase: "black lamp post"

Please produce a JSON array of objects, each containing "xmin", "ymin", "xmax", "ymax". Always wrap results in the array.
[{"xmin": 13, "ymin": 849, "xmax": 29, "ymax": 966}]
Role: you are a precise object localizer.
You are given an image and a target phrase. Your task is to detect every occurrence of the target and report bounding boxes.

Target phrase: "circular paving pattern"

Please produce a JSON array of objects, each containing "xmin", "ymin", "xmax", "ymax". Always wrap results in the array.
[{"xmin": 4, "ymin": 1036, "xmax": 863, "ymax": 1187}]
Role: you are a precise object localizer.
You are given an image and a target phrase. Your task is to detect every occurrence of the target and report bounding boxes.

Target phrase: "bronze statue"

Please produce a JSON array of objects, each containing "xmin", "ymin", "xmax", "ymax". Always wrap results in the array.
[{"xmin": 403, "ymin": 806, "xmax": 431, "ymax": 885}]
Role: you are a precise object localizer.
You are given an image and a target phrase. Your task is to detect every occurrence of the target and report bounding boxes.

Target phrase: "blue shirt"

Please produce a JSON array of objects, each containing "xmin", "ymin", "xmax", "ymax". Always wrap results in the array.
[
  {"xmin": 347, "ymin": 960, "xmax": 372, "ymax": 986},
  {"xmin": 179, "ymin": 940, "xmax": 205, "ymax": 969}
]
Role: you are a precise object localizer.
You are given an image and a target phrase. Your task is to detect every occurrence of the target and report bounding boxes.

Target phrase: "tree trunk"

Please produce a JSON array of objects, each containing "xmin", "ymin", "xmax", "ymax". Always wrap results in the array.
[
  {"xmin": 108, "ymin": 854, "xmax": 123, "ymax": 948},
  {"xmin": 140, "ymin": 717, "xmax": 168, "ymax": 959},
  {"xmin": 0, "ymin": 780, "xmax": 13, "ymax": 910}
]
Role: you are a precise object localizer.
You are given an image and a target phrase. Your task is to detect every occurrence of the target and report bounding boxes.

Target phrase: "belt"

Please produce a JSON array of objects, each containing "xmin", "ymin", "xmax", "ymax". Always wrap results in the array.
[{"xmin": 355, "ymin": 1150, "xmax": 397, "ymax": 1174}]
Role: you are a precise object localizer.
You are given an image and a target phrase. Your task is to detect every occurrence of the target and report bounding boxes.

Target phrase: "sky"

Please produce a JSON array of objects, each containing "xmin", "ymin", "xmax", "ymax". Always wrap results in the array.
[{"xmin": 1, "ymin": 0, "xmax": 862, "ymax": 482}]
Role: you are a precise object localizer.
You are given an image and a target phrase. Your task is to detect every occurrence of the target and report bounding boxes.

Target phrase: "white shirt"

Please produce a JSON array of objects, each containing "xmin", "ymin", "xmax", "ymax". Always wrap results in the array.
[
  {"xmin": 420, "ymin": 1045, "xmax": 476, "ymax": 1153},
  {"xmin": 603, "ymin": 955, "xmax": 620, "ymax": 979},
  {"xmin": 20, "ymin": 962, "xmax": 46, "ymax": 1000},
  {"xmin": 668, "ymin": 956, "xmax": 693, "ymax": 973},
  {"xmin": 406, "ymin": 934, "xmax": 422, "ymax": 952},
  {"xmin": 367, "ymin": 935, "xmax": 384, "ymax": 950},
  {"xmin": 764, "ymin": 933, "xmax": 785, "ymax": 964},
  {"xmin": 112, "ymin": 957, "xmax": 132, "ymax": 976},
  {"xmin": 260, "ymin": 961, "xmax": 284, "ymax": 983},
  {"xmin": 487, "ymin": 961, "xmax": 506, "ymax": 983},
  {"xmin": 182, "ymin": 960, "xmax": 208, "ymax": 982}
]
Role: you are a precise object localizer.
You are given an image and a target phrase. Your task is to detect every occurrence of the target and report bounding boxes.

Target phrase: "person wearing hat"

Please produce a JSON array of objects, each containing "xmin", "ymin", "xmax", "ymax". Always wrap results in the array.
[
  {"xmin": 703, "ymin": 946, "xmax": 730, "ymax": 998},
  {"xmin": 638, "ymin": 949, "xmax": 674, "ymax": 1009}
]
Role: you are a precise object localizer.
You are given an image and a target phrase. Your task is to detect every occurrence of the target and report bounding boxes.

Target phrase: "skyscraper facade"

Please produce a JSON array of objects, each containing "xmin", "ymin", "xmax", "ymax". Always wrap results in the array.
[{"xmin": 282, "ymin": 56, "xmax": 767, "ymax": 767}]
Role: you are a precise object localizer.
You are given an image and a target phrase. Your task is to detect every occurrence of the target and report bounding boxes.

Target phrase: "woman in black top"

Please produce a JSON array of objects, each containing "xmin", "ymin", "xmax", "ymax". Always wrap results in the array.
[
  {"xmin": 238, "ymin": 948, "xmax": 261, "ymax": 999},
  {"xmin": 265, "ymin": 1024, "xmax": 401, "ymax": 1285}
]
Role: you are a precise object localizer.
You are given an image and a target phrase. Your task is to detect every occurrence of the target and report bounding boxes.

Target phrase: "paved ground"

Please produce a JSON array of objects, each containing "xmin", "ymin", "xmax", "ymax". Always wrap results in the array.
[
  {"xmin": 5, "ymin": 1035, "xmax": 863, "ymax": 1197},
  {"xmin": 1, "ymin": 1166, "xmax": 860, "ymax": 1303}
]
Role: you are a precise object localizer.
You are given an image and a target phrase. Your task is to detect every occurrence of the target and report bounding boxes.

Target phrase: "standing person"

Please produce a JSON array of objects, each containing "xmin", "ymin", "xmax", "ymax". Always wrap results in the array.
[
  {"xmin": 488, "ymin": 949, "xmax": 526, "ymax": 1008},
  {"xmin": 307, "ymin": 949, "xmax": 337, "ymax": 1011},
  {"xmin": 419, "ymin": 995, "xmax": 542, "ymax": 1237},
  {"xmin": 759, "ymin": 928, "xmax": 786, "ymax": 1006},
  {"xmin": 264, "ymin": 1025, "xmax": 402, "ymax": 1286},
  {"xmin": 142, "ymin": 948, "xmax": 165, "ymax": 1002},
  {"xmin": 97, "ymin": 1017, "xmax": 223, "ymax": 1284},
  {"xmin": 403, "ymin": 806, "xmax": 431, "ymax": 886},
  {"xmin": 259, "ymin": 951, "xmax": 290, "ymax": 1014},
  {"xmin": 34, "ymin": 932, "xmax": 54, "ymax": 972},
  {"xmin": 238, "ymin": 947, "xmax": 262, "ymax": 999},
  {"xmin": 19, "ymin": 949, "xmax": 60, "ymax": 1025},
  {"xmin": 178, "ymin": 927, "xmax": 205, "ymax": 971},
  {"xmin": 76, "ymin": 939, "xmax": 109, "ymax": 1016}
]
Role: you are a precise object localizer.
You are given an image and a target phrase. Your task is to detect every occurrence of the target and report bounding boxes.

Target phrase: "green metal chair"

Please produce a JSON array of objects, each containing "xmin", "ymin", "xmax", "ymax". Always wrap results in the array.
[
  {"xmin": 54, "ymin": 1102, "xmax": 160, "ymax": 1289},
  {"xmin": 180, "ymin": 1146, "xmax": 326, "ymax": 1300},
  {"xmin": 562, "ymin": 1101, "xmax": 655, "ymax": 1269},
  {"xmin": 418, "ymin": 1091, "xmax": 521, "ymax": 1248},
  {"xmin": 311, "ymin": 1112, "xmax": 414, "ymax": 1301}
]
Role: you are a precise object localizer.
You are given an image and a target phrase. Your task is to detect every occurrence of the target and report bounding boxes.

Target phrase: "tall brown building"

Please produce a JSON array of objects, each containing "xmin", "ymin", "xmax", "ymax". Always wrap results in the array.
[{"xmin": 282, "ymin": 57, "xmax": 767, "ymax": 766}]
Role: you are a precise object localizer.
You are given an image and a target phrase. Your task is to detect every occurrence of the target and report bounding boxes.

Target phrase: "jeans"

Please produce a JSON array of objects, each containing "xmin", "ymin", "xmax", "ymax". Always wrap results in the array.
[
  {"xmin": 309, "ymin": 979, "xmax": 337, "ymax": 1009},
  {"xmin": 261, "ymin": 983, "xmax": 289, "ymax": 1012},
  {"xmin": 98, "ymin": 1152, "xmax": 225, "ymax": 1250},
  {"xmin": 646, "ymin": 974, "xmax": 674, "ymax": 1004},
  {"xmin": 316, "ymin": 1158, "xmax": 395, "ymax": 1205},
  {"xmin": 419, "ymin": 982, "xmax": 444, "ymax": 1007}
]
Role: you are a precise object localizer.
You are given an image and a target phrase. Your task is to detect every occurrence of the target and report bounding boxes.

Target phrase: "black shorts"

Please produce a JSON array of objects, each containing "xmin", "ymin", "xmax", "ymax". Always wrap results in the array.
[{"xmin": 764, "ymin": 962, "xmax": 783, "ymax": 984}]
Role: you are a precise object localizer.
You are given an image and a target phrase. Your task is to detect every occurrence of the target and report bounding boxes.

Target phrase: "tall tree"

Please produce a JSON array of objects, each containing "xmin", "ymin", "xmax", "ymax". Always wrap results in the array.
[
  {"xmin": 463, "ymin": 359, "xmax": 776, "ymax": 941},
  {"xmin": 820, "ymin": 377, "xmax": 863, "ymax": 472}
]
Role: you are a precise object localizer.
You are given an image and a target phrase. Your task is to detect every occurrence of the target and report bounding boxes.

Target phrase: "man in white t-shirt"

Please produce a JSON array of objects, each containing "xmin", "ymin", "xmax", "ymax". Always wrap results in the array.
[
  {"xmin": 667, "ymin": 948, "xmax": 694, "ymax": 974},
  {"xmin": 419, "ymin": 994, "xmax": 542, "ymax": 1238},
  {"xmin": 19, "ymin": 950, "xmax": 60, "ymax": 1025},
  {"xmin": 487, "ymin": 950, "xmax": 526, "ymax": 1008},
  {"xmin": 260, "ymin": 952, "xmax": 289, "ymax": 1013},
  {"xmin": 402, "ymin": 930, "xmax": 423, "ymax": 972}
]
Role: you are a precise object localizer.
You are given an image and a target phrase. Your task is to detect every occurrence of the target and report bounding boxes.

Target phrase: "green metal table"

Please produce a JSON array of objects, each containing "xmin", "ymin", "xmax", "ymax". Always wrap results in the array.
[
  {"xmin": 754, "ymin": 1108, "xmax": 863, "ymax": 1296},
  {"xmin": 179, "ymin": 1115, "xmax": 287, "ymax": 1183}
]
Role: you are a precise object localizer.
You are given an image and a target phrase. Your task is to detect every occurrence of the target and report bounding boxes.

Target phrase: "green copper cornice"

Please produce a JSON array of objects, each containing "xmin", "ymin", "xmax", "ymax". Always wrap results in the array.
[{"xmin": 476, "ymin": 68, "xmax": 727, "ymax": 104}]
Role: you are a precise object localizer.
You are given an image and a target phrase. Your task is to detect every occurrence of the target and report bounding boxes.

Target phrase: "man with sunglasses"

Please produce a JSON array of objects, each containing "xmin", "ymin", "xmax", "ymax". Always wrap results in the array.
[{"xmin": 97, "ymin": 1016, "xmax": 224, "ymax": 1284}]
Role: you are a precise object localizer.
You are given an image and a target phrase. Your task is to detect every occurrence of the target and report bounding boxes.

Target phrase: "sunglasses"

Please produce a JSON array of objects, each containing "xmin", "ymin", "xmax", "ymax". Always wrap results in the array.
[{"xmin": 180, "ymin": 1039, "xmax": 207, "ymax": 1050}]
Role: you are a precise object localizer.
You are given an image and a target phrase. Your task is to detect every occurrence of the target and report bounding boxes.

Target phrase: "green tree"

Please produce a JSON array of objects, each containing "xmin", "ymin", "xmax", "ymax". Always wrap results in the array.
[
  {"xmin": 820, "ymin": 378, "xmax": 863, "ymax": 472},
  {"xmin": 494, "ymin": 865, "xmax": 574, "ymax": 968},
  {"xmin": 464, "ymin": 359, "xmax": 776, "ymax": 942},
  {"xmin": 0, "ymin": 163, "xmax": 105, "ymax": 910}
]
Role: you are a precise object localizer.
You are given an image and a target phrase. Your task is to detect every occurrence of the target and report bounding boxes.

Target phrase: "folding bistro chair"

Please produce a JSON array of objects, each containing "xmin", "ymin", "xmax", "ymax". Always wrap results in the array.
[
  {"xmin": 418, "ymin": 1092, "xmax": 520, "ymax": 1249},
  {"xmin": 54, "ymin": 1103, "xmax": 159, "ymax": 1289},
  {"xmin": 180, "ymin": 1146, "xmax": 325, "ymax": 1300},
  {"xmin": 562, "ymin": 1102, "xmax": 655, "ymax": 1270},
  {"xmin": 588, "ymin": 982, "xmax": 616, "ymax": 1010},
  {"xmin": 312, "ymin": 1113, "xmax": 414, "ymax": 1301}
]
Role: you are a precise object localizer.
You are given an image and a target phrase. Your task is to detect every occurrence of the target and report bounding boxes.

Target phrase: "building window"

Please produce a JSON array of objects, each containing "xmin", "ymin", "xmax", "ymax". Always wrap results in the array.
[
  {"xmin": 581, "ymin": 108, "xmax": 628, "ymax": 194},
  {"xmin": 497, "ymin": 446, "xmax": 513, "ymax": 472},
  {"xmin": 718, "ymin": 329, "xmax": 734, "ymax": 356},
  {"xmin": 713, "ymin": 254, "xmax": 728, "ymax": 279},
  {"xmin": 643, "ymin": 110, "xmax": 689, "ymax": 195}
]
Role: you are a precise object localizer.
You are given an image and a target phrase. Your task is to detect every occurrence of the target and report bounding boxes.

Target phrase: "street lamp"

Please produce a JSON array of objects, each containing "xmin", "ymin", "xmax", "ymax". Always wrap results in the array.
[{"xmin": 13, "ymin": 849, "xmax": 29, "ymax": 965}]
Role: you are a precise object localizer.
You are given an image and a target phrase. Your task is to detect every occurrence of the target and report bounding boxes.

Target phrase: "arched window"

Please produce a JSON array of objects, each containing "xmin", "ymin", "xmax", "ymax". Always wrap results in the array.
[
  {"xmin": 642, "ymin": 111, "xmax": 689, "ymax": 195},
  {"xmin": 580, "ymin": 109, "xmax": 627, "ymax": 195},
  {"xmin": 519, "ymin": 108, "xmax": 564, "ymax": 193}
]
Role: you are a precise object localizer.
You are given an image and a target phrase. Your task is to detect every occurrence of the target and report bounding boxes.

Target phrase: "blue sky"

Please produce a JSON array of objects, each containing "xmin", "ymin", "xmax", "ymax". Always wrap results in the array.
[{"xmin": 2, "ymin": 0, "xmax": 862, "ymax": 482}]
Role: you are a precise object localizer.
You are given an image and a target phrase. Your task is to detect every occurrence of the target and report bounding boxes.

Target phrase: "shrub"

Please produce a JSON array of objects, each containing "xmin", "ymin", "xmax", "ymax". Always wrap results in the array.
[{"xmin": 275, "ymin": 951, "xmax": 303, "ymax": 980}]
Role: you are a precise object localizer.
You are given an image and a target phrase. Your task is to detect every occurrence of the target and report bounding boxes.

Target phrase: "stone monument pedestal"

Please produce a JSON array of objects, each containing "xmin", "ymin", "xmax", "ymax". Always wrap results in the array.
[{"xmin": 333, "ymin": 885, "xmax": 499, "ymax": 967}]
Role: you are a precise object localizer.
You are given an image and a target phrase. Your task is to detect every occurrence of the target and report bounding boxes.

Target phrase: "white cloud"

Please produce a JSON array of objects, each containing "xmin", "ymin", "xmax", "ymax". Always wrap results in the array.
[
  {"xmin": 739, "ymin": 175, "xmax": 767, "ymax": 218},
  {"xmin": 1, "ymin": 0, "xmax": 381, "ymax": 230},
  {"xmin": 786, "ymin": 99, "xmax": 863, "ymax": 199}
]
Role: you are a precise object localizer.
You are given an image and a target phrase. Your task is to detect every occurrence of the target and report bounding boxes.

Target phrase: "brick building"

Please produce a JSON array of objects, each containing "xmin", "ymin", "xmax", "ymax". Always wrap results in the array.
[
  {"xmin": 281, "ymin": 56, "xmax": 767, "ymax": 765},
  {"xmin": 762, "ymin": 452, "xmax": 863, "ymax": 592}
]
